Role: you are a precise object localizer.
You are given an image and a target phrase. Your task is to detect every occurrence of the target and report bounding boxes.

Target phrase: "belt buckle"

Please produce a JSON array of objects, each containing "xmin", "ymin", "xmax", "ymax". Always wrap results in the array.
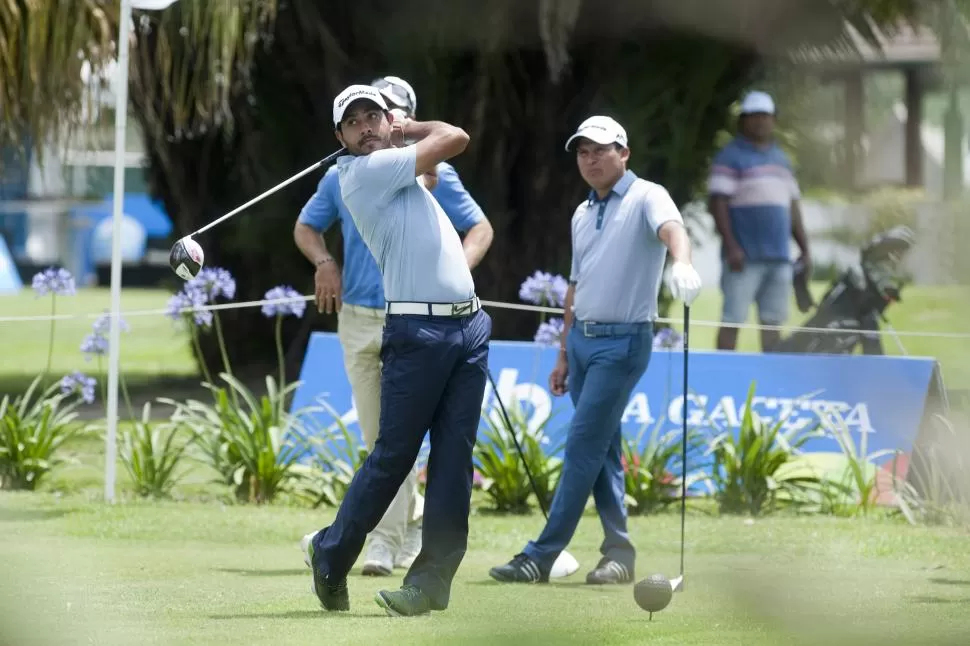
[
  {"xmin": 450, "ymin": 300, "xmax": 473, "ymax": 316},
  {"xmin": 583, "ymin": 321, "xmax": 597, "ymax": 337}
]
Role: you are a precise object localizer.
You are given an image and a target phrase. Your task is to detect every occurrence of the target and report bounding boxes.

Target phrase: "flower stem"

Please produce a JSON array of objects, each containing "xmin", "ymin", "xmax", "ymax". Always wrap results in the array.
[
  {"xmin": 189, "ymin": 324, "xmax": 213, "ymax": 385},
  {"xmin": 43, "ymin": 295, "xmax": 56, "ymax": 385},
  {"xmin": 212, "ymin": 312, "xmax": 238, "ymax": 408},
  {"xmin": 213, "ymin": 313, "xmax": 233, "ymax": 379},
  {"xmin": 119, "ymin": 373, "xmax": 136, "ymax": 423},
  {"xmin": 275, "ymin": 315, "xmax": 285, "ymax": 391},
  {"xmin": 97, "ymin": 356, "xmax": 106, "ymax": 407}
]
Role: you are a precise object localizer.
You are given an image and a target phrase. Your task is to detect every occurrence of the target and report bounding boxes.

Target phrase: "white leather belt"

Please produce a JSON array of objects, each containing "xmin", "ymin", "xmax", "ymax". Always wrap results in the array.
[{"xmin": 385, "ymin": 297, "xmax": 480, "ymax": 317}]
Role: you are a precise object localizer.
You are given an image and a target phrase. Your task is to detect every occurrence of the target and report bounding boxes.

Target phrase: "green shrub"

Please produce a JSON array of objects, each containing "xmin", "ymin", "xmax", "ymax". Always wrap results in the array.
[
  {"xmin": 474, "ymin": 402, "xmax": 563, "ymax": 514},
  {"xmin": 622, "ymin": 418, "xmax": 707, "ymax": 515},
  {"xmin": 708, "ymin": 382, "xmax": 825, "ymax": 516},
  {"xmin": 115, "ymin": 402, "xmax": 190, "ymax": 499},
  {"xmin": 0, "ymin": 376, "xmax": 88, "ymax": 490},
  {"xmin": 161, "ymin": 374, "xmax": 318, "ymax": 504}
]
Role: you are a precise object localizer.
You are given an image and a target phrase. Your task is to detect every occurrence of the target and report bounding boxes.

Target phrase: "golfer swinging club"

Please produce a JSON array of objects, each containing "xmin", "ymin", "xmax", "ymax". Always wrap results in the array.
[
  {"xmin": 489, "ymin": 116, "xmax": 702, "ymax": 585},
  {"xmin": 294, "ymin": 76, "xmax": 493, "ymax": 577},
  {"xmin": 305, "ymin": 84, "xmax": 491, "ymax": 617}
]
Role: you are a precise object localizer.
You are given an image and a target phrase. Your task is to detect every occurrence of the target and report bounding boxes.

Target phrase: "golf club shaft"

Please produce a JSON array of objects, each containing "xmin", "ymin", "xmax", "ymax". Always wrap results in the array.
[
  {"xmin": 486, "ymin": 371, "xmax": 551, "ymax": 520},
  {"xmin": 680, "ymin": 304, "xmax": 689, "ymax": 579},
  {"xmin": 190, "ymin": 147, "xmax": 347, "ymax": 238}
]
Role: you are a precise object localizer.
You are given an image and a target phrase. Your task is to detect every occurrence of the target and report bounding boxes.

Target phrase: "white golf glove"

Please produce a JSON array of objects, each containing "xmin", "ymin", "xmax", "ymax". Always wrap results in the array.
[{"xmin": 668, "ymin": 261, "xmax": 702, "ymax": 306}]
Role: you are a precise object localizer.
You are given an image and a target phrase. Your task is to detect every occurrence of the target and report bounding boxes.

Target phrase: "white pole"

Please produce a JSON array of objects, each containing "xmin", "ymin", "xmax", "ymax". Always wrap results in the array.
[{"xmin": 105, "ymin": 0, "xmax": 132, "ymax": 503}]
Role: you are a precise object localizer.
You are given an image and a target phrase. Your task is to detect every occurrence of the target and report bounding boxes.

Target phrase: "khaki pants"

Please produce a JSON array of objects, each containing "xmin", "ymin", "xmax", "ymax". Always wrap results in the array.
[{"xmin": 337, "ymin": 304, "xmax": 424, "ymax": 551}]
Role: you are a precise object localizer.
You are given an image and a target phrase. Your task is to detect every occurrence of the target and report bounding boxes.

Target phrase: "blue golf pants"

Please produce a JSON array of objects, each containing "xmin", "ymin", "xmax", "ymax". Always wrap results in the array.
[
  {"xmin": 312, "ymin": 308, "xmax": 491, "ymax": 609},
  {"xmin": 523, "ymin": 320, "xmax": 652, "ymax": 574}
]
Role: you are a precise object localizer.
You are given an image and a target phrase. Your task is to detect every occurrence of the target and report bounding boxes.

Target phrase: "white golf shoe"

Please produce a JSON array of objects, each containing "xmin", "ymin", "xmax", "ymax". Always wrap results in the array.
[
  {"xmin": 361, "ymin": 540, "xmax": 394, "ymax": 576},
  {"xmin": 300, "ymin": 531, "xmax": 318, "ymax": 568},
  {"xmin": 395, "ymin": 522, "xmax": 422, "ymax": 569}
]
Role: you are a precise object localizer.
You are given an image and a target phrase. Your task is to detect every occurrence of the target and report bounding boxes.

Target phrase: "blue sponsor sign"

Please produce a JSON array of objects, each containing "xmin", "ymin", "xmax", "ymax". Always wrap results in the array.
[{"xmin": 291, "ymin": 332, "xmax": 940, "ymax": 481}]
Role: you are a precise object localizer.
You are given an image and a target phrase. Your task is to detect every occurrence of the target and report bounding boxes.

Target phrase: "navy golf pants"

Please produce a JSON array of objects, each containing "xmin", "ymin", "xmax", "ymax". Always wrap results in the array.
[
  {"xmin": 523, "ymin": 321, "xmax": 652, "ymax": 574},
  {"xmin": 313, "ymin": 308, "xmax": 491, "ymax": 609}
]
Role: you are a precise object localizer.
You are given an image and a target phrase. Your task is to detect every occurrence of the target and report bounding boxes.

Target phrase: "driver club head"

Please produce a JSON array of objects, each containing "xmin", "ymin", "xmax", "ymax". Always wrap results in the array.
[{"xmin": 169, "ymin": 236, "xmax": 204, "ymax": 281}]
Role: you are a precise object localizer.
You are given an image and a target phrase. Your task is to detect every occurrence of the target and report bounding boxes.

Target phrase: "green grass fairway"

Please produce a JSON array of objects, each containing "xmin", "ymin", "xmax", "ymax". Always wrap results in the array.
[
  {"xmin": 0, "ymin": 287, "xmax": 195, "ymax": 397},
  {"xmin": 3, "ymin": 432, "xmax": 970, "ymax": 646},
  {"xmin": 2, "ymin": 493, "xmax": 969, "ymax": 646}
]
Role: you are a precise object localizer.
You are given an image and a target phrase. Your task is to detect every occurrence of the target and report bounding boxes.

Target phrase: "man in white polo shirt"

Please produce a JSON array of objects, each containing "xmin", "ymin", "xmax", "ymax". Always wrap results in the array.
[
  {"xmin": 303, "ymin": 84, "xmax": 491, "ymax": 617},
  {"xmin": 489, "ymin": 115, "xmax": 702, "ymax": 586}
]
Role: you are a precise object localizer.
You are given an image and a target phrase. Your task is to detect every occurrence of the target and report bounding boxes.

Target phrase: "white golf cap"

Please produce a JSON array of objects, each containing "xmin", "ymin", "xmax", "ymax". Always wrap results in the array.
[
  {"xmin": 564, "ymin": 115, "xmax": 628, "ymax": 151},
  {"xmin": 372, "ymin": 76, "xmax": 417, "ymax": 114},
  {"xmin": 333, "ymin": 84, "xmax": 389, "ymax": 126},
  {"xmin": 739, "ymin": 91, "xmax": 775, "ymax": 115}
]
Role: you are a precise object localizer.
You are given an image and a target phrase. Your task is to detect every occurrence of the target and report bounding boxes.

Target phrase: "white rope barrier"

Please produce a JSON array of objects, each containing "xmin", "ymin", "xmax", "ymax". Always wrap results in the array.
[{"xmin": 2, "ymin": 292, "xmax": 969, "ymax": 340}]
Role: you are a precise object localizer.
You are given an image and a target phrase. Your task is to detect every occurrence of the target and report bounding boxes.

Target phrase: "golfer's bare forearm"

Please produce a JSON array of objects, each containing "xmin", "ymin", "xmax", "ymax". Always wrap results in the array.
[
  {"xmin": 559, "ymin": 285, "xmax": 576, "ymax": 356},
  {"xmin": 658, "ymin": 220, "xmax": 692, "ymax": 264},
  {"xmin": 409, "ymin": 120, "xmax": 470, "ymax": 174},
  {"xmin": 790, "ymin": 200, "xmax": 810, "ymax": 257},
  {"xmin": 294, "ymin": 222, "xmax": 334, "ymax": 266},
  {"xmin": 709, "ymin": 196, "xmax": 739, "ymax": 249},
  {"xmin": 462, "ymin": 219, "xmax": 494, "ymax": 269}
]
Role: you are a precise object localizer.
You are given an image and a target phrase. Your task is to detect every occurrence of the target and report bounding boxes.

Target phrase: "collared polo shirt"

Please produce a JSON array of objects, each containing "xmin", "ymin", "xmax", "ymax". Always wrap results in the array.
[
  {"xmin": 707, "ymin": 136, "xmax": 800, "ymax": 262},
  {"xmin": 333, "ymin": 145, "xmax": 476, "ymax": 304},
  {"xmin": 569, "ymin": 169, "xmax": 683, "ymax": 323},
  {"xmin": 298, "ymin": 161, "xmax": 485, "ymax": 308}
]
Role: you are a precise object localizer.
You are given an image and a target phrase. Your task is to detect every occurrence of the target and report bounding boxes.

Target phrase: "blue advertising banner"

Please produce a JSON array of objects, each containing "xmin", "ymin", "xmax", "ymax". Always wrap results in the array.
[{"xmin": 291, "ymin": 332, "xmax": 940, "ymax": 488}]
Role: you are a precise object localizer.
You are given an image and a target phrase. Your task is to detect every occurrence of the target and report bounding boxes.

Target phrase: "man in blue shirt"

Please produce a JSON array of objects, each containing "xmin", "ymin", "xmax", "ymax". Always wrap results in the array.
[
  {"xmin": 294, "ymin": 77, "xmax": 493, "ymax": 579},
  {"xmin": 488, "ymin": 116, "xmax": 701, "ymax": 586},
  {"xmin": 708, "ymin": 90, "xmax": 811, "ymax": 352},
  {"xmin": 300, "ymin": 83, "xmax": 492, "ymax": 617}
]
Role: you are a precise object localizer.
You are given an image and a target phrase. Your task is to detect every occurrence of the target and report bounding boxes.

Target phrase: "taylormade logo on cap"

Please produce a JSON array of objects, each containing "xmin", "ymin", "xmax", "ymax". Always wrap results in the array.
[
  {"xmin": 333, "ymin": 84, "xmax": 389, "ymax": 125},
  {"xmin": 565, "ymin": 116, "xmax": 629, "ymax": 151}
]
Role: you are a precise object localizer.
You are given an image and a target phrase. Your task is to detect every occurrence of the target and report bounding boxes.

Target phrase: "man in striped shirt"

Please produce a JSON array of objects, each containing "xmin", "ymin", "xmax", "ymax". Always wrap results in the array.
[{"xmin": 707, "ymin": 91, "xmax": 811, "ymax": 352}]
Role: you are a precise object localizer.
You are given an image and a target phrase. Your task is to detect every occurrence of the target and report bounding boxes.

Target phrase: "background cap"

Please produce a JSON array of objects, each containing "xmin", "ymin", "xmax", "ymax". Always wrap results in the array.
[
  {"xmin": 372, "ymin": 76, "xmax": 417, "ymax": 115},
  {"xmin": 739, "ymin": 91, "xmax": 775, "ymax": 115},
  {"xmin": 564, "ymin": 115, "xmax": 629, "ymax": 151}
]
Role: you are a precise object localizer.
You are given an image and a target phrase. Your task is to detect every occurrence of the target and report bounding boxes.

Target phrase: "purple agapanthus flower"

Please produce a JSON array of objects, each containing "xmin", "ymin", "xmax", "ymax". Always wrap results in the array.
[
  {"xmin": 80, "ymin": 333, "xmax": 109, "ymax": 359},
  {"xmin": 60, "ymin": 371, "xmax": 96, "ymax": 404},
  {"xmin": 261, "ymin": 285, "xmax": 306, "ymax": 318},
  {"xmin": 519, "ymin": 270, "xmax": 568, "ymax": 307},
  {"xmin": 534, "ymin": 317, "xmax": 565, "ymax": 347},
  {"xmin": 31, "ymin": 267, "xmax": 76, "ymax": 297},
  {"xmin": 186, "ymin": 267, "xmax": 236, "ymax": 302},
  {"xmin": 166, "ymin": 288, "xmax": 213, "ymax": 328},
  {"xmin": 92, "ymin": 311, "xmax": 130, "ymax": 336}
]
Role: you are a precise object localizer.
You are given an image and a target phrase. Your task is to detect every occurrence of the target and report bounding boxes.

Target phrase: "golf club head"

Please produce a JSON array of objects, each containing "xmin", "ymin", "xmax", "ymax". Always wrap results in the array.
[
  {"xmin": 169, "ymin": 236, "xmax": 204, "ymax": 281},
  {"xmin": 670, "ymin": 575, "xmax": 684, "ymax": 592},
  {"xmin": 549, "ymin": 550, "xmax": 580, "ymax": 579}
]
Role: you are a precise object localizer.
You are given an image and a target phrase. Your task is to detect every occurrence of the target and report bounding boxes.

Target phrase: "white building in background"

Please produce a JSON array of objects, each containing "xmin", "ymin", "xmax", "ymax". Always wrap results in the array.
[{"xmin": 0, "ymin": 56, "xmax": 154, "ymax": 286}]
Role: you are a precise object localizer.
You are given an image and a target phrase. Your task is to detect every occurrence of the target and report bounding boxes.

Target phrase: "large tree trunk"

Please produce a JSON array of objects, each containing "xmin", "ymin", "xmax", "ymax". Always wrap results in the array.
[{"xmin": 129, "ymin": 0, "xmax": 760, "ymax": 383}]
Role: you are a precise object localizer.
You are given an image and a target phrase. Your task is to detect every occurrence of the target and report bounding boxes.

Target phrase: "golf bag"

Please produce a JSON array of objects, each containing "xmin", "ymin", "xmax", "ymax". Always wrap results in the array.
[{"xmin": 772, "ymin": 225, "xmax": 915, "ymax": 356}]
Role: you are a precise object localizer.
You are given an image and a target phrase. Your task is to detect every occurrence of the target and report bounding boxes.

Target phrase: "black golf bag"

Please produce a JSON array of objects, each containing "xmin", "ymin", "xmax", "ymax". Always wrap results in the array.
[{"xmin": 772, "ymin": 226, "xmax": 916, "ymax": 356}]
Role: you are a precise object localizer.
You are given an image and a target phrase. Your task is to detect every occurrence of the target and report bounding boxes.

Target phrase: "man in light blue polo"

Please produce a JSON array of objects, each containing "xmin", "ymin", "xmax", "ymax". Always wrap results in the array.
[
  {"xmin": 294, "ymin": 76, "xmax": 493, "ymax": 578},
  {"xmin": 708, "ymin": 90, "xmax": 811, "ymax": 352},
  {"xmin": 489, "ymin": 115, "xmax": 701, "ymax": 586},
  {"xmin": 304, "ymin": 83, "xmax": 491, "ymax": 617}
]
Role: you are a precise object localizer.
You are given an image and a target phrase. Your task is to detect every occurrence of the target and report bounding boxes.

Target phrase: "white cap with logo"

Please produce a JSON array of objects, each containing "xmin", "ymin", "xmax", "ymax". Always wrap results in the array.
[
  {"xmin": 564, "ymin": 115, "xmax": 629, "ymax": 151},
  {"xmin": 332, "ymin": 84, "xmax": 389, "ymax": 126},
  {"xmin": 739, "ymin": 91, "xmax": 775, "ymax": 115}
]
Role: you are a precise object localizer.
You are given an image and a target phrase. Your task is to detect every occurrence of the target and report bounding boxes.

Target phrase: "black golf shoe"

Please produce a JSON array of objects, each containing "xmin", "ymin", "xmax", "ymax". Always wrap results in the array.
[
  {"xmin": 488, "ymin": 553, "xmax": 549, "ymax": 583},
  {"xmin": 307, "ymin": 539, "xmax": 350, "ymax": 611},
  {"xmin": 585, "ymin": 557, "xmax": 633, "ymax": 585},
  {"xmin": 375, "ymin": 584, "xmax": 432, "ymax": 617}
]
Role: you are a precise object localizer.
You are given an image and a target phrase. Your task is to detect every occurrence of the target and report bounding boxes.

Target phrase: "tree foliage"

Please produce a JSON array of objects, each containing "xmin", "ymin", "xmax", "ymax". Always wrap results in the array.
[{"xmin": 0, "ymin": 0, "xmax": 945, "ymax": 376}]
